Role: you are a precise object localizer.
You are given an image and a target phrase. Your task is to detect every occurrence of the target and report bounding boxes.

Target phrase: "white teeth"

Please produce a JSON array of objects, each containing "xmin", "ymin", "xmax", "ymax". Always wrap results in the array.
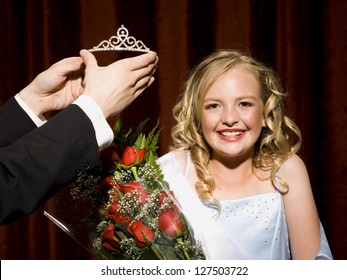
[{"xmin": 220, "ymin": 131, "xmax": 243, "ymax": 137}]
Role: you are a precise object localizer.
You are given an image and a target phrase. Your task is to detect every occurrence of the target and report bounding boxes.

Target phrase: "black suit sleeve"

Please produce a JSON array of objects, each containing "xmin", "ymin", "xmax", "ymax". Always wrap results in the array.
[
  {"xmin": 0, "ymin": 101, "xmax": 100, "ymax": 224},
  {"xmin": 0, "ymin": 98, "xmax": 37, "ymax": 147}
]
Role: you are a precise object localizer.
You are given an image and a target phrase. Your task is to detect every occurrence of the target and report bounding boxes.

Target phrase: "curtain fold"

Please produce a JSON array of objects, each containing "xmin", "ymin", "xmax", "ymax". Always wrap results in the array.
[{"xmin": 0, "ymin": 0, "xmax": 346, "ymax": 259}]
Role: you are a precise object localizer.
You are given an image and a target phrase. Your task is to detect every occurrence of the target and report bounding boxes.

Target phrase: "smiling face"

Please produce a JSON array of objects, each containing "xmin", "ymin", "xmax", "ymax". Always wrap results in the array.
[{"xmin": 201, "ymin": 64, "xmax": 266, "ymax": 163}]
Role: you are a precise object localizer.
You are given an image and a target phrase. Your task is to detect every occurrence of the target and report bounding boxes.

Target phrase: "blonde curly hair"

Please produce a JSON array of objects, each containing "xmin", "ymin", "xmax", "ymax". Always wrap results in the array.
[{"xmin": 170, "ymin": 49, "xmax": 302, "ymax": 209}]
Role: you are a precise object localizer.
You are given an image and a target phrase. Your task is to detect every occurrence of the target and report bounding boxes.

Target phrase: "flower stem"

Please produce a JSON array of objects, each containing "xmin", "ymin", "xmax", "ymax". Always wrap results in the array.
[
  {"xmin": 177, "ymin": 237, "xmax": 191, "ymax": 260},
  {"xmin": 131, "ymin": 166, "xmax": 139, "ymax": 181},
  {"xmin": 150, "ymin": 244, "xmax": 164, "ymax": 260}
]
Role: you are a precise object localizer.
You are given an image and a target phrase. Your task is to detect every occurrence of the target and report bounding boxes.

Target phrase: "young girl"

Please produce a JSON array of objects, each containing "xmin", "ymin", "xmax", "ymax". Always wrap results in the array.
[{"xmin": 158, "ymin": 50, "xmax": 332, "ymax": 259}]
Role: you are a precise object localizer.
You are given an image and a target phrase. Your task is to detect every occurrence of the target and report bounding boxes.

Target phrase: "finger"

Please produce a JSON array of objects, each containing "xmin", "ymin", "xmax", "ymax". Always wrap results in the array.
[
  {"xmin": 50, "ymin": 57, "xmax": 84, "ymax": 76},
  {"xmin": 130, "ymin": 53, "xmax": 158, "ymax": 77},
  {"xmin": 147, "ymin": 76, "xmax": 155, "ymax": 87},
  {"xmin": 66, "ymin": 81, "xmax": 84, "ymax": 100},
  {"xmin": 80, "ymin": 49, "xmax": 98, "ymax": 68},
  {"xmin": 131, "ymin": 61, "xmax": 157, "ymax": 87},
  {"xmin": 133, "ymin": 76, "xmax": 155, "ymax": 98},
  {"xmin": 119, "ymin": 51, "xmax": 158, "ymax": 71},
  {"xmin": 139, "ymin": 76, "xmax": 156, "ymax": 90}
]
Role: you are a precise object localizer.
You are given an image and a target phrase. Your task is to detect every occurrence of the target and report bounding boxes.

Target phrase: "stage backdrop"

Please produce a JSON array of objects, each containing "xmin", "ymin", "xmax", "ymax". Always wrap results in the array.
[{"xmin": 0, "ymin": 0, "xmax": 346, "ymax": 259}]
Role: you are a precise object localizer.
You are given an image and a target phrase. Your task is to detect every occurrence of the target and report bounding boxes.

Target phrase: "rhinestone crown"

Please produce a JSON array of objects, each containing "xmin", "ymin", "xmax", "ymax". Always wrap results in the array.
[{"xmin": 89, "ymin": 25, "xmax": 150, "ymax": 53}]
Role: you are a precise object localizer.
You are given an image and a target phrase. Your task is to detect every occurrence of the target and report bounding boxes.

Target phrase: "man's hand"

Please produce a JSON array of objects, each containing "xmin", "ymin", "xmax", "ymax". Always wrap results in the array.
[
  {"xmin": 18, "ymin": 57, "xmax": 85, "ymax": 116},
  {"xmin": 80, "ymin": 49, "xmax": 158, "ymax": 118}
]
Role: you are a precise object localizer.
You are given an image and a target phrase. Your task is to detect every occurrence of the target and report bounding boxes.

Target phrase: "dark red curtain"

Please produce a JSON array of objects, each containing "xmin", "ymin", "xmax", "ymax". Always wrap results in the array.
[{"xmin": 0, "ymin": 0, "xmax": 346, "ymax": 260}]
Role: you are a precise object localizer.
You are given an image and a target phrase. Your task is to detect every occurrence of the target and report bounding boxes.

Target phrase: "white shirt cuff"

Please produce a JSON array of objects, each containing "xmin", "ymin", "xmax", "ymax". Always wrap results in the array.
[
  {"xmin": 73, "ymin": 95, "xmax": 114, "ymax": 150},
  {"xmin": 15, "ymin": 94, "xmax": 47, "ymax": 127}
]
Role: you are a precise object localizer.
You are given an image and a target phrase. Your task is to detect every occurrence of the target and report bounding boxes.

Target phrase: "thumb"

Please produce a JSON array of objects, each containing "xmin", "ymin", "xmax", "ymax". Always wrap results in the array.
[
  {"xmin": 80, "ymin": 49, "xmax": 98, "ymax": 68},
  {"xmin": 49, "ymin": 57, "xmax": 84, "ymax": 75}
]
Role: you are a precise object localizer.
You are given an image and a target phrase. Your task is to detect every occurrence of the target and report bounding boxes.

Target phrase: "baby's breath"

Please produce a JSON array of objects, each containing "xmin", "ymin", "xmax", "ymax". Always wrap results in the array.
[
  {"xmin": 96, "ymin": 220, "xmax": 108, "ymax": 234},
  {"xmin": 159, "ymin": 196, "xmax": 174, "ymax": 212},
  {"xmin": 113, "ymin": 169, "xmax": 133, "ymax": 184},
  {"xmin": 71, "ymin": 171, "xmax": 101, "ymax": 202},
  {"xmin": 92, "ymin": 236, "xmax": 102, "ymax": 250},
  {"xmin": 120, "ymin": 238, "xmax": 143, "ymax": 260},
  {"xmin": 118, "ymin": 191, "xmax": 141, "ymax": 217},
  {"xmin": 138, "ymin": 163, "xmax": 159, "ymax": 184},
  {"xmin": 132, "ymin": 189, "xmax": 161, "ymax": 229}
]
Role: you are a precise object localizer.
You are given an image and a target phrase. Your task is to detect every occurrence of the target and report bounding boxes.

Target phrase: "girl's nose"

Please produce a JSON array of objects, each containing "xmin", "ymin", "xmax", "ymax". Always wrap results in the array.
[{"xmin": 221, "ymin": 108, "xmax": 239, "ymax": 126}]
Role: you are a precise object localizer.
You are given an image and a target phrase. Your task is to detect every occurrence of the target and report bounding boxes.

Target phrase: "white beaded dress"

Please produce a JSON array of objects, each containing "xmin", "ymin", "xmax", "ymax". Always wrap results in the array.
[{"xmin": 158, "ymin": 151, "xmax": 333, "ymax": 260}]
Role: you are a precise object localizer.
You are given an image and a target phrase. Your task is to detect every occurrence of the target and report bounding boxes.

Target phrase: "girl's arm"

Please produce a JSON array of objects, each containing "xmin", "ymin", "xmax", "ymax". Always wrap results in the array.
[{"xmin": 281, "ymin": 154, "xmax": 321, "ymax": 259}]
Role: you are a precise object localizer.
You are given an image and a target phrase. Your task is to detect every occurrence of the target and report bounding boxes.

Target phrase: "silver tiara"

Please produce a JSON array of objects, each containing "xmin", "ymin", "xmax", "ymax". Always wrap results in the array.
[{"xmin": 89, "ymin": 25, "xmax": 150, "ymax": 53}]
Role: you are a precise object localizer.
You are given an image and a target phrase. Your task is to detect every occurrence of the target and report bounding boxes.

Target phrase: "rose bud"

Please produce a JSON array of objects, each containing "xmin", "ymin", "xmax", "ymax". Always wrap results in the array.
[
  {"xmin": 121, "ymin": 181, "xmax": 148, "ymax": 205},
  {"xmin": 158, "ymin": 208, "xmax": 185, "ymax": 238},
  {"xmin": 101, "ymin": 224, "xmax": 121, "ymax": 251},
  {"xmin": 99, "ymin": 144, "xmax": 120, "ymax": 170},
  {"xmin": 120, "ymin": 146, "xmax": 146, "ymax": 166},
  {"xmin": 127, "ymin": 220, "xmax": 155, "ymax": 248}
]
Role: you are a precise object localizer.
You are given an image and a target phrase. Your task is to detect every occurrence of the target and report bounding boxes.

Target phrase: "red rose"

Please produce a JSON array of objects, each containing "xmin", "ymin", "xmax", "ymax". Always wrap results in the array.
[
  {"xmin": 120, "ymin": 146, "xmax": 146, "ymax": 166},
  {"xmin": 105, "ymin": 203, "xmax": 132, "ymax": 225},
  {"xmin": 121, "ymin": 181, "xmax": 148, "ymax": 205},
  {"xmin": 127, "ymin": 220, "xmax": 155, "ymax": 248},
  {"xmin": 97, "ymin": 177, "xmax": 118, "ymax": 194},
  {"xmin": 101, "ymin": 224, "xmax": 121, "ymax": 251},
  {"xmin": 158, "ymin": 207, "xmax": 185, "ymax": 238},
  {"xmin": 99, "ymin": 144, "xmax": 120, "ymax": 170}
]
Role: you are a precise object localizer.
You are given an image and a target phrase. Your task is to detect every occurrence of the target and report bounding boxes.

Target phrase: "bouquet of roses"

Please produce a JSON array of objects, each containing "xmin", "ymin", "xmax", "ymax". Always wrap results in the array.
[{"xmin": 48, "ymin": 118, "xmax": 204, "ymax": 260}]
